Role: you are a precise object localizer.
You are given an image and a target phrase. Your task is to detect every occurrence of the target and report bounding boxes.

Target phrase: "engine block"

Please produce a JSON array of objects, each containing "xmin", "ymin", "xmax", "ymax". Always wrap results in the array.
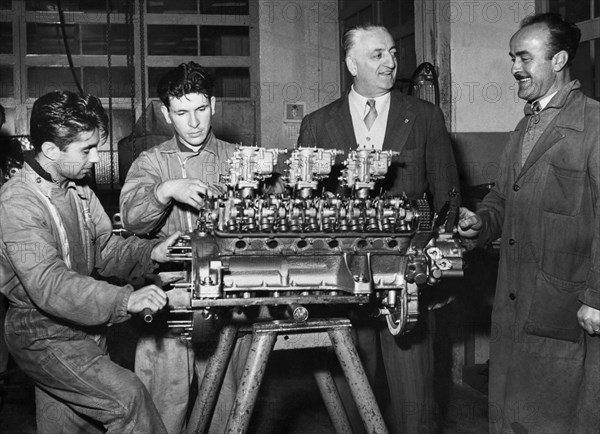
[{"xmin": 167, "ymin": 146, "xmax": 463, "ymax": 338}]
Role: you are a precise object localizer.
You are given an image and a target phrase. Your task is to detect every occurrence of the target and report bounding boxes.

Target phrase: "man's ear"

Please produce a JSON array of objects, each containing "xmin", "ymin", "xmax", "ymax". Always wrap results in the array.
[
  {"xmin": 41, "ymin": 141, "xmax": 60, "ymax": 160},
  {"xmin": 552, "ymin": 50, "xmax": 569, "ymax": 72},
  {"xmin": 210, "ymin": 96, "xmax": 216, "ymax": 116},
  {"xmin": 161, "ymin": 104, "xmax": 173, "ymax": 125},
  {"xmin": 345, "ymin": 57, "xmax": 358, "ymax": 77}
]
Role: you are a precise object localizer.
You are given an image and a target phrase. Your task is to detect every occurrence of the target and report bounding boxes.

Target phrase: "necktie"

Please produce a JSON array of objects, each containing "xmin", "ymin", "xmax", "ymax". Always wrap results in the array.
[
  {"xmin": 364, "ymin": 99, "xmax": 377, "ymax": 131},
  {"xmin": 525, "ymin": 101, "xmax": 541, "ymax": 132},
  {"xmin": 522, "ymin": 101, "xmax": 542, "ymax": 166},
  {"xmin": 524, "ymin": 101, "xmax": 541, "ymax": 118}
]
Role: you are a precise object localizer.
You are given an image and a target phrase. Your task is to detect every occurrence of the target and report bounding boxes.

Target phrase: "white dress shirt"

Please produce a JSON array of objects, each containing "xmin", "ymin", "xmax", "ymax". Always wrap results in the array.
[{"xmin": 348, "ymin": 86, "xmax": 391, "ymax": 150}]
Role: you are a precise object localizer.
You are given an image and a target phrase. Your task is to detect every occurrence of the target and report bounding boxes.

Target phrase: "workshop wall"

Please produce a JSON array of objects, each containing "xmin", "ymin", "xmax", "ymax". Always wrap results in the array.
[{"xmin": 257, "ymin": 0, "xmax": 341, "ymax": 150}]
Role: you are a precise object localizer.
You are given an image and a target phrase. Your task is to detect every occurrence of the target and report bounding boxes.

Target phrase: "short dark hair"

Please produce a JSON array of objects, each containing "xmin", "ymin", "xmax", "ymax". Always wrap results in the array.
[
  {"xmin": 157, "ymin": 62, "xmax": 214, "ymax": 108},
  {"xmin": 30, "ymin": 91, "xmax": 108, "ymax": 153},
  {"xmin": 521, "ymin": 12, "xmax": 581, "ymax": 66},
  {"xmin": 342, "ymin": 24, "xmax": 390, "ymax": 58}
]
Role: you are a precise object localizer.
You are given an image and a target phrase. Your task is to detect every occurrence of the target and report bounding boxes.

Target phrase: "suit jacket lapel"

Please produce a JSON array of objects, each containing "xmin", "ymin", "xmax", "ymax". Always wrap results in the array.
[
  {"xmin": 382, "ymin": 90, "xmax": 416, "ymax": 152},
  {"xmin": 325, "ymin": 92, "xmax": 357, "ymax": 149}
]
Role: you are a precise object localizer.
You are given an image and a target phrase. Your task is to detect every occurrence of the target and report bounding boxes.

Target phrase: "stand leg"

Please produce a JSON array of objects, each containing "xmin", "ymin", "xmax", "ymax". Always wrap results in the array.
[
  {"xmin": 328, "ymin": 327, "xmax": 388, "ymax": 434},
  {"xmin": 313, "ymin": 366, "xmax": 353, "ymax": 434},
  {"xmin": 186, "ymin": 325, "xmax": 238, "ymax": 434},
  {"xmin": 225, "ymin": 330, "xmax": 277, "ymax": 433}
]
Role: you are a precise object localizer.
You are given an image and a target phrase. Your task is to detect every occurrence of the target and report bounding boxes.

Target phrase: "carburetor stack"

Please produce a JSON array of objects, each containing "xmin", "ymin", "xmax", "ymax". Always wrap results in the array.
[{"xmin": 168, "ymin": 145, "xmax": 463, "ymax": 337}]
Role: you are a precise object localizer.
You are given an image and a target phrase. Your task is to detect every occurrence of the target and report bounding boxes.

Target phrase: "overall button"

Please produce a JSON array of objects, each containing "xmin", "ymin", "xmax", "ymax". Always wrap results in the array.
[
  {"xmin": 513, "ymin": 184, "xmax": 520, "ymax": 191},
  {"xmin": 508, "ymin": 238, "xmax": 516, "ymax": 245},
  {"xmin": 509, "ymin": 293, "xmax": 516, "ymax": 300}
]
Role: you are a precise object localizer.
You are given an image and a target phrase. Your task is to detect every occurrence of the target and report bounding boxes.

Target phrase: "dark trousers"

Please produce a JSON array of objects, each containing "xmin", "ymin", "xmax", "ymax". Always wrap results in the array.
[
  {"xmin": 5, "ymin": 308, "xmax": 167, "ymax": 434},
  {"xmin": 352, "ymin": 309, "xmax": 439, "ymax": 434}
]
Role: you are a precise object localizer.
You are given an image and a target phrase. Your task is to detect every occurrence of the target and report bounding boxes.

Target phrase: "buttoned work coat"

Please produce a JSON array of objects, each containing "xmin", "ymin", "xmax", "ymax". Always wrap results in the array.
[
  {"xmin": 297, "ymin": 88, "xmax": 459, "ymax": 212},
  {"xmin": 475, "ymin": 80, "xmax": 600, "ymax": 434}
]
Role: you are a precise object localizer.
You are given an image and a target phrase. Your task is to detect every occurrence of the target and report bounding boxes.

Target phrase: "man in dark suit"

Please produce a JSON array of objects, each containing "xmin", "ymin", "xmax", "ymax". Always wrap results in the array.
[{"xmin": 297, "ymin": 24, "xmax": 459, "ymax": 433}]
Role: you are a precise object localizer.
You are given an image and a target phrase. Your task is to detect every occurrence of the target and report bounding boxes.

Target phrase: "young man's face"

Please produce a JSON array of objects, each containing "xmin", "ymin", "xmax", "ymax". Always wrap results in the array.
[
  {"xmin": 510, "ymin": 23, "xmax": 561, "ymax": 102},
  {"xmin": 162, "ymin": 92, "xmax": 215, "ymax": 148},
  {"xmin": 52, "ymin": 129, "xmax": 100, "ymax": 184},
  {"xmin": 346, "ymin": 28, "xmax": 398, "ymax": 98}
]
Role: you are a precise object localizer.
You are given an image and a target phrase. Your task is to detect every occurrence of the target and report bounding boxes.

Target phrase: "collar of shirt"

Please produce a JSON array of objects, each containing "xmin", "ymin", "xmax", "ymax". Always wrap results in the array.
[
  {"xmin": 533, "ymin": 91, "xmax": 558, "ymax": 111},
  {"xmin": 162, "ymin": 129, "xmax": 218, "ymax": 157},
  {"xmin": 348, "ymin": 86, "xmax": 391, "ymax": 150}
]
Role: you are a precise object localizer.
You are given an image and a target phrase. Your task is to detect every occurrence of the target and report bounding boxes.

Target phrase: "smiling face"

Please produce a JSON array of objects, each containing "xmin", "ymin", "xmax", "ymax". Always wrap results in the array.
[
  {"xmin": 162, "ymin": 92, "xmax": 215, "ymax": 148},
  {"xmin": 346, "ymin": 28, "xmax": 398, "ymax": 98},
  {"xmin": 51, "ymin": 129, "xmax": 100, "ymax": 184},
  {"xmin": 509, "ymin": 23, "xmax": 564, "ymax": 102}
]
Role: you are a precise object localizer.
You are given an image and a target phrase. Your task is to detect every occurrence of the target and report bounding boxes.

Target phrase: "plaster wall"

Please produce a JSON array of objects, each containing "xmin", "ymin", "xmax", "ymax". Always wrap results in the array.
[
  {"xmin": 257, "ymin": 0, "xmax": 340, "ymax": 150},
  {"xmin": 449, "ymin": 0, "xmax": 536, "ymax": 132}
]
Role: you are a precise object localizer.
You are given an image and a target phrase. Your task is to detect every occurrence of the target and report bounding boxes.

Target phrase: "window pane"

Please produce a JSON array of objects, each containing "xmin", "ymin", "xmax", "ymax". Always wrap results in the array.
[
  {"xmin": 381, "ymin": 2, "xmax": 399, "ymax": 29},
  {"xmin": 26, "ymin": 0, "xmax": 126, "ymax": 13},
  {"xmin": 148, "ymin": 67, "xmax": 249, "ymax": 98},
  {"xmin": 0, "ymin": 22, "xmax": 12, "ymax": 54},
  {"xmin": 147, "ymin": 25, "xmax": 197, "ymax": 56},
  {"xmin": 83, "ymin": 67, "xmax": 131, "ymax": 98},
  {"xmin": 549, "ymin": 0, "xmax": 591, "ymax": 22},
  {"xmin": 27, "ymin": 23, "xmax": 80, "ymax": 55},
  {"xmin": 200, "ymin": 26, "xmax": 249, "ymax": 56},
  {"xmin": 0, "ymin": 0, "xmax": 11, "ymax": 10},
  {"xmin": 200, "ymin": 0, "xmax": 249, "ymax": 15},
  {"xmin": 82, "ymin": 24, "xmax": 129, "ymax": 55},
  {"xmin": 0, "ymin": 67, "xmax": 13, "ymax": 97},
  {"xmin": 108, "ymin": 109, "xmax": 135, "ymax": 148},
  {"xmin": 400, "ymin": 0, "xmax": 415, "ymax": 24},
  {"xmin": 207, "ymin": 67, "xmax": 249, "ymax": 98},
  {"xmin": 148, "ymin": 67, "xmax": 170, "ymax": 98},
  {"xmin": 342, "ymin": 7, "xmax": 373, "ymax": 32},
  {"xmin": 28, "ymin": 67, "xmax": 82, "ymax": 97},
  {"xmin": 147, "ymin": 0, "xmax": 198, "ymax": 14}
]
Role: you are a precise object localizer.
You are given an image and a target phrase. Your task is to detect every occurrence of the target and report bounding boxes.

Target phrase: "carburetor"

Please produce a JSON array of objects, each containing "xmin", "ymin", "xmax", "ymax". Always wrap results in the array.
[{"xmin": 167, "ymin": 146, "xmax": 463, "ymax": 338}]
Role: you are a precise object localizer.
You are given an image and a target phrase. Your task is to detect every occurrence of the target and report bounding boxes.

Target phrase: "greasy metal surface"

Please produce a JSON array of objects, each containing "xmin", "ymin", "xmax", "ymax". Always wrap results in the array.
[
  {"xmin": 328, "ymin": 327, "xmax": 389, "ymax": 434},
  {"xmin": 221, "ymin": 319, "xmax": 387, "ymax": 434},
  {"xmin": 189, "ymin": 295, "xmax": 370, "ymax": 308},
  {"xmin": 166, "ymin": 146, "xmax": 464, "ymax": 339},
  {"xmin": 186, "ymin": 325, "xmax": 238, "ymax": 434},
  {"xmin": 313, "ymin": 368, "xmax": 354, "ymax": 434},
  {"xmin": 225, "ymin": 330, "xmax": 277, "ymax": 433}
]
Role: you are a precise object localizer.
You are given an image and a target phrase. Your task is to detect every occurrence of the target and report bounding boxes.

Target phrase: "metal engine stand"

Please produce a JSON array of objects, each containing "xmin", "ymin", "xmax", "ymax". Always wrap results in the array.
[{"xmin": 186, "ymin": 318, "xmax": 388, "ymax": 434}]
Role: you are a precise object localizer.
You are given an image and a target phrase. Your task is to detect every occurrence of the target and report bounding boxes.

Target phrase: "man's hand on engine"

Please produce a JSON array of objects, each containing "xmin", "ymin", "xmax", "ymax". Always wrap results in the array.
[
  {"xmin": 156, "ymin": 178, "xmax": 224, "ymax": 209},
  {"xmin": 127, "ymin": 284, "xmax": 167, "ymax": 315},
  {"xmin": 458, "ymin": 207, "xmax": 482, "ymax": 238},
  {"xmin": 151, "ymin": 231, "xmax": 181, "ymax": 263}
]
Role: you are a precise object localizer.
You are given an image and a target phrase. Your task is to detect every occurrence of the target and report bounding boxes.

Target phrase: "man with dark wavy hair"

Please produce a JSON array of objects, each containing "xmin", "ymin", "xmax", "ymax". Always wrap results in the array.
[
  {"xmin": 0, "ymin": 91, "xmax": 179, "ymax": 433},
  {"xmin": 120, "ymin": 62, "xmax": 247, "ymax": 434},
  {"xmin": 459, "ymin": 13, "xmax": 600, "ymax": 433}
]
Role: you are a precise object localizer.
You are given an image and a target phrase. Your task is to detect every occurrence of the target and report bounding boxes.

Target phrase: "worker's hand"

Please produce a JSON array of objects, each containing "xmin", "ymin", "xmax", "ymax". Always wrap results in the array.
[
  {"xmin": 156, "ymin": 178, "xmax": 224, "ymax": 209},
  {"xmin": 151, "ymin": 231, "xmax": 181, "ymax": 263},
  {"xmin": 577, "ymin": 304, "xmax": 600, "ymax": 335},
  {"xmin": 127, "ymin": 284, "xmax": 167, "ymax": 314},
  {"xmin": 458, "ymin": 207, "xmax": 482, "ymax": 238}
]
